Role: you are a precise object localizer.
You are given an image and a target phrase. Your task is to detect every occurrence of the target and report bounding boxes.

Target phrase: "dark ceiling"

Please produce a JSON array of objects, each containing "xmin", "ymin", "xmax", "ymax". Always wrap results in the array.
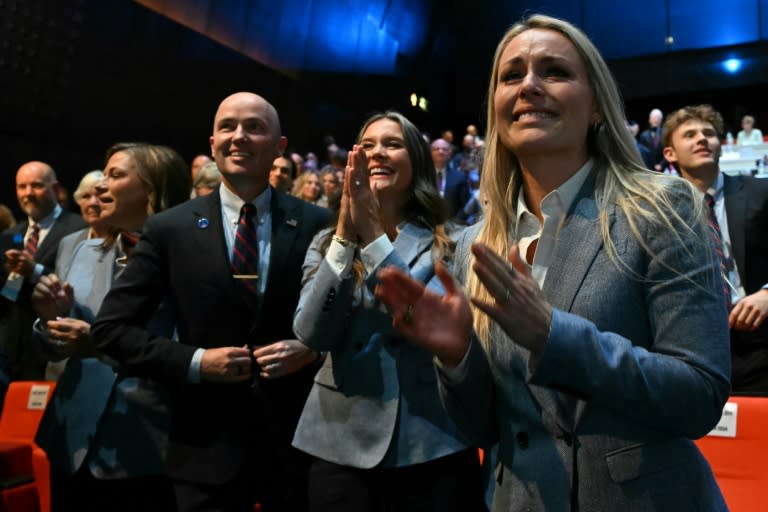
[{"xmin": 2, "ymin": 0, "xmax": 768, "ymax": 213}]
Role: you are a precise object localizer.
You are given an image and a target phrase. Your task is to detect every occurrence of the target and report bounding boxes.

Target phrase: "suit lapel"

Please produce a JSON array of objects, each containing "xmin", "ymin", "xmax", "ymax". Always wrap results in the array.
[
  {"xmin": 723, "ymin": 174, "xmax": 746, "ymax": 281},
  {"xmin": 534, "ymin": 174, "xmax": 605, "ymax": 432},
  {"xmin": 393, "ymin": 223, "xmax": 433, "ymax": 268}
]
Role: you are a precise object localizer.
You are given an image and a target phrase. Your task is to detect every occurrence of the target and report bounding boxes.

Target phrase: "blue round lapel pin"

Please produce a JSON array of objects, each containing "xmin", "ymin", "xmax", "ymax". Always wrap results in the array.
[{"xmin": 197, "ymin": 217, "xmax": 209, "ymax": 229}]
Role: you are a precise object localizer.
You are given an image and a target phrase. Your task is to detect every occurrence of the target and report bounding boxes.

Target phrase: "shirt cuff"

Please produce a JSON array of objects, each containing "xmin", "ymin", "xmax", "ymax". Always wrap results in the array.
[
  {"xmin": 325, "ymin": 240, "xmax": 355, "ymax": 278},
  {"xmin": 187, "ymin": 348, "xmax": 205, "ymax": 383},
  {"xmin": 434, "ymin": 342, "xmax": 472, "ymax": 384},
  {"xmin": 360, "ymin": 234, "xmax": 393, "ymax": 274},
  {"xmin": 31, "ymin": 263, "xmax": 44, "ymax": 283}
]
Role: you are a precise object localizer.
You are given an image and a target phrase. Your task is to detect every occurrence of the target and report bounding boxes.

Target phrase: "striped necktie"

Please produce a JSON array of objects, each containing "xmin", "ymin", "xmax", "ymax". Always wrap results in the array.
[
  {"xmin": 704, "ymin": 193, "xmax": 732, "ymax": 310},
  {"xmin": 232, "ymin": 203, "xmax": 259, "ymax": 295},
  {"xmin": 25, "ymin": 223, "xmax": 40, "ymax": 255}
]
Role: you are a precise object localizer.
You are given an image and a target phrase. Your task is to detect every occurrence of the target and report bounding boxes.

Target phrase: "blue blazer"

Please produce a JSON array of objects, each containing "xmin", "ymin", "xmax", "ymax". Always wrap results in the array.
[
  {"xmin": 292, "ymin": 223, "xmax": 470, "ymax": 468},
  {"xmin": 34, "ymin": 238, "xmax": 175, "ymax": 478},
  {"xmin": 439, "ymin": 175, "xmax": 730, "ymax": 511}
]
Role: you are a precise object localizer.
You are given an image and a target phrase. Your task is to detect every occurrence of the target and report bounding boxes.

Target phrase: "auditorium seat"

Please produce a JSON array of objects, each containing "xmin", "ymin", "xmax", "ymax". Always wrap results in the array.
[
  {"xmin": 694, "ymin": 394, "xmax": 768, "ymax": 512},
  {"xmin": 0, "ymin": 382, "xmax": 56, "ymax": 512}
]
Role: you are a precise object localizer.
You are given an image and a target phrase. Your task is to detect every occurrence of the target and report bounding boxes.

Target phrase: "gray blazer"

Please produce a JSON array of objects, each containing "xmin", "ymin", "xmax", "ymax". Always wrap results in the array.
[
  {"xmin": 292, "ymin": 223, "xmax": 470, "ymax": 469},
  {"xmin": 440, "ymin": 176, "xmax": 730, "ymax": 511},
  {"xmin": 34, "ymin": 238, "xmax": 174, "ymax": 478}
]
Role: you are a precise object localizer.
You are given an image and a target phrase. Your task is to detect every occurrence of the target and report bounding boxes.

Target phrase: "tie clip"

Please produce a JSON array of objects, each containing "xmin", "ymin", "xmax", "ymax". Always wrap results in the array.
[{"xmin": 233, "ymin": 274, "xmax": 259, "ymax": 280}]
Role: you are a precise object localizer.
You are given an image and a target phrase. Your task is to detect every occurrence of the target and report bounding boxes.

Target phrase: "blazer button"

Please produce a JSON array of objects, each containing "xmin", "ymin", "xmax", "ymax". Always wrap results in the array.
[{"xmin": 516, "ymin": 431, "xmax": 529, "ymax": 449}]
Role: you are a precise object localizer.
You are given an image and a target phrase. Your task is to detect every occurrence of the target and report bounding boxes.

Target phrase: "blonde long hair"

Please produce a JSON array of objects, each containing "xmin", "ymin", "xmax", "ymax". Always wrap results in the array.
[{"xmin": 469, "ymin": 14, "xmax": 705, "ymax": 344}]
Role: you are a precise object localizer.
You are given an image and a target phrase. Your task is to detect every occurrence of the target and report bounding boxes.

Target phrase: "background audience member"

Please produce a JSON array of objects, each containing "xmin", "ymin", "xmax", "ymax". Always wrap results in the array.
[
  {"xmin": 193, "ymin": 160, "xmax": 222, "ymax": 197},
  {"xmin": 431, "ymin": 138, "xmax": 470, "ymax": 222},
  {"xmin": 316, "ymin": 167, "xmax": 339, "ymax": 209},
  {"xmin": 0, "ymin": 161, "xmax": 85, "ymax": 380},
  {"xmin": 43, "ymin": 169, "xmax": 109, "ymax": 381},
  {"xmin": 0, "ymin": 204, "xmax": 16, "ymax": 232},
  {"xmin": 190, "ymin": 154, "xmax": 212, "ymax": 182},
  {"xmin": 269, "ymin": 155, "xmax": 296, "ymax": 193},
  {"xmin": 293, "ymin": 111, "xmax": 482, "ymax": 512},
  {"xmin": 638, "ymin": 108, "xmax": 665, "ymax": 170},
  {"xmin": 292, "ymin": 171, "xmax": 323, "ymax": 205},
  {"xmin": 663, "ymin": 104, "xmax": 768, "ymax": 391},
  {"xmin": 32, "ymin": 142, "xmax": 190, "ymax": 511},
  {"xmin": 92, "ymin": 92, "xmax": 329, "ymax": 511},
  {"xmin": 737, "ymin": 115, "xmax": 764, "ymax": 146},
  {"xmin": 375, "ymin": 14, "xmax": 729, "ymax": 511}
]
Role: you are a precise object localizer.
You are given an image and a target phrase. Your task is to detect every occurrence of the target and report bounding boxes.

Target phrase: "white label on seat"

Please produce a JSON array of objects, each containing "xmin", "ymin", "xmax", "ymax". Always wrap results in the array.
[
  {"xmin": 27, "ymin": 384, "xmax": 52, "ymax": 410},
  {"xmin": 707, "ymin": 402, "xmax": 738, "ymax": 438}
]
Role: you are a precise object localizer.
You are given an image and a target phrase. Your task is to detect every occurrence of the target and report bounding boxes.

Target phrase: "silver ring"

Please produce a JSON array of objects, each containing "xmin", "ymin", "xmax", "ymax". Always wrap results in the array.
[
  {"xmin": 265, "ymin": 363, "xmax": 278, "ymax": 371},
  {"xmin": 355, "ymin": 180, "xmax": 361, "ymax": 187},
  {"xmin": 54, "ymin": 339, "xmax": 65, "ymax": 347}
]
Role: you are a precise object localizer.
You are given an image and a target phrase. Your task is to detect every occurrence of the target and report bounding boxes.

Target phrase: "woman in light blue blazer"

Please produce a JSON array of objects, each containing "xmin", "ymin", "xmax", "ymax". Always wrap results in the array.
[
  {"xmin": 292, "ymin": 111, "xmax": 484, "ymax": 511},
  {"xmin": 31, "ymin": 143, "xmax": 191, "ymax": 511},
  {"xmin": 376, "ymin": 14, "xmax": 730, "ymax": 512}
]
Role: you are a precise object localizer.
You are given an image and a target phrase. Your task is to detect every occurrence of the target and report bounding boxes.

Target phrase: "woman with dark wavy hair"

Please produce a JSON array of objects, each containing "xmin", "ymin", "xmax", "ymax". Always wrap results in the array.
[{"xmin": 291, "ymin": 111, "xmax": 484, "ymax": 511}]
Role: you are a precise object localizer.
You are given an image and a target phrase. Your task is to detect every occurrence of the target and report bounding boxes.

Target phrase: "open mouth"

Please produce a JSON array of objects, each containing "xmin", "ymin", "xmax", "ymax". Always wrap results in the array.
[
  {"xmin": 513, "ymin": 111, "xmax": 556, "ymax": 121},
  {"xmin": 369, "ymin": 167, "xmax": 393, "ymax": 177}
]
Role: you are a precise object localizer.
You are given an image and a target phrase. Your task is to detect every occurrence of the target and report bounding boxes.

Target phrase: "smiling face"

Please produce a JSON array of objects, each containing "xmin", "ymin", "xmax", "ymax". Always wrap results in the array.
[
  {"xmin": 663, "ymin": 119, "xmax": 721, "ymax": 179},
  {"xmin": 209, "ymin": 93, "xmax": 286, "ymax": 196},
  {"xmin": 77, "ymin": 185, "xmax": 103, "ymax": 227},
  {"xmin": 269, "ymin": 156, "xmax": 293, "ymax": 192},
  {"xmin": 359, "ymin": 118, "xmax": 413, "ymax": 208},
  {"xmin": 16, "ymin": 162, "xmax": 58, "ymax": 221},
  {"xmin": 97, "ymin": 151, "xmax": 150, "ymax": 232},
  {"xmin": 493, "ymin": 28, "xmax": 596, "ymax": 166},
  {"xmin": 301, "ymin": 173, "xmax": 321, "ymax": 201}
]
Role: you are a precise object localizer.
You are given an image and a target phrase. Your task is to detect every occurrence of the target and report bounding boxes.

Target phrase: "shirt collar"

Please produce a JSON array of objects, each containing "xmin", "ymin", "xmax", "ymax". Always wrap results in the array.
[
  {"xmin": 515, "ymin": 158, "xmax": 594, "ymax": 227},
  {"xmin": 219, "ymin": 183, "xmax": 271, "ymax": 222},
  {"xmin": 706, "ymin": 171, "xmax": 724, "ymax": 201},
  {"xmin": 28, "ymin": 203, "xmax": 62, "ymax": 229}
]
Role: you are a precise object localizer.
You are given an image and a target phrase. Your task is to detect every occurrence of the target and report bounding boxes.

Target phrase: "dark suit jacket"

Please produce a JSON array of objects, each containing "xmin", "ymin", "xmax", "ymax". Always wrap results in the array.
[
  {"xmin": 441, "ymin": 167, "xmax": 470, "ymax": 220},
  {"xmin": 0, "ymin": 210, "xmax": 85, "ymax": 379},
  {"xmin": 638, "ymin": 126, "xmax": 664, "ymax": 169},
  {"xmin": 91, "ymin": 188, "xmax": 329, "ymax": 485},
  {"xmin": 723, "ymin": 173, "xmax": 768, "ymax": 390}
]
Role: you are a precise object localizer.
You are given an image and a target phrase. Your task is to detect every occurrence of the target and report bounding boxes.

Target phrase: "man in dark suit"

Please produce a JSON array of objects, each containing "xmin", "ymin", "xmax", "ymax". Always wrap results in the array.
[
  {"xmin": 92, "ymin": 92, "xmax": 330, "ymax": 511},
  {"xmin": 663, "ymin": 104, "xmax": 768, "ymax": 391},
  {"xmin": 0, "ymin": 161, "xmax": 85, "ymax": 379},
  {"xmin": 431, "ymin": 138, "xmax": 469, "ymax": 220},
  {"xmin": 638, "ymin": 108, "xmax": 665, "ymax": 171}
]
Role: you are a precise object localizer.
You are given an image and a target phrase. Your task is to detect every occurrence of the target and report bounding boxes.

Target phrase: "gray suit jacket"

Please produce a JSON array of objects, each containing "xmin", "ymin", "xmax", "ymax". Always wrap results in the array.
[
  {"xmin": 34, "ymin": 238, "xmax": 174, "ymax": 478},
  {"xmin": 292, "ymin": 224, "xmax": 469, "ymax": 468},
  {"xmin": 440, "ymin": 176, "xmax": 730, "ymax": 511}
]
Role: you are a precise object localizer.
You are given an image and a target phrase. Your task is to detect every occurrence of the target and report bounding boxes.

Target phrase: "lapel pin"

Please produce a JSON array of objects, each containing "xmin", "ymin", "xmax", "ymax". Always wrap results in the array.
[
  {"xmin": 286, "ymin": 219, "xmax": 298, "ymax": 227},
  {"xmin": 197, "ymin": 217, "xmax": 210, "ymax": 229}
]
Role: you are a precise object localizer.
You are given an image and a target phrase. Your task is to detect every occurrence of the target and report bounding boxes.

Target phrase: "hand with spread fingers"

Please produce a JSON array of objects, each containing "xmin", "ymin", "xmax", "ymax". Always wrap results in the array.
[
  {"xmin": 469, "ymin": 243, "xmax": 552, "ymax": 354},
  {"xmin": 253, "ymin": 339, "xmax": 317, "ymax": 379},
  {"xmin": 200, "ymin": 346, "xmax": 253, "ymax": 383},
  {"xmin": 32, "ymin": 273, "xmax": 75, "ymax": 322},
  {"xmin": 375, "ymin": 261, "xmax": 472, "ymax": 368}
]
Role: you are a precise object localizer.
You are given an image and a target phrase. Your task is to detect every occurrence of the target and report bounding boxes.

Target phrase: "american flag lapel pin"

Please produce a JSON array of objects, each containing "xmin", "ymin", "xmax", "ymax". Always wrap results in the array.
[{"xmin": 286, "ymin": 218, "xmax": 298, "ymax": 227}]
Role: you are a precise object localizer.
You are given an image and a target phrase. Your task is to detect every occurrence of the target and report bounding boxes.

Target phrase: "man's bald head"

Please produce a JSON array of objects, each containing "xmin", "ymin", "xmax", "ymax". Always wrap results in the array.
[
  {"xmin": 209, "ymin": 92, "xmax": 287, "ymax": 200},
  {"xmin": 16, "ymin": 161, "xmax": 59, "ymax": 221}
]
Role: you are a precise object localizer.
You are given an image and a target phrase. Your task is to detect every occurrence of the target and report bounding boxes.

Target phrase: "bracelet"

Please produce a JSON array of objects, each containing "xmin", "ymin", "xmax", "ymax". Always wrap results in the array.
[{"xmin": 332, "ymin": 234, "xmax": 356, "ymax": 247}]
